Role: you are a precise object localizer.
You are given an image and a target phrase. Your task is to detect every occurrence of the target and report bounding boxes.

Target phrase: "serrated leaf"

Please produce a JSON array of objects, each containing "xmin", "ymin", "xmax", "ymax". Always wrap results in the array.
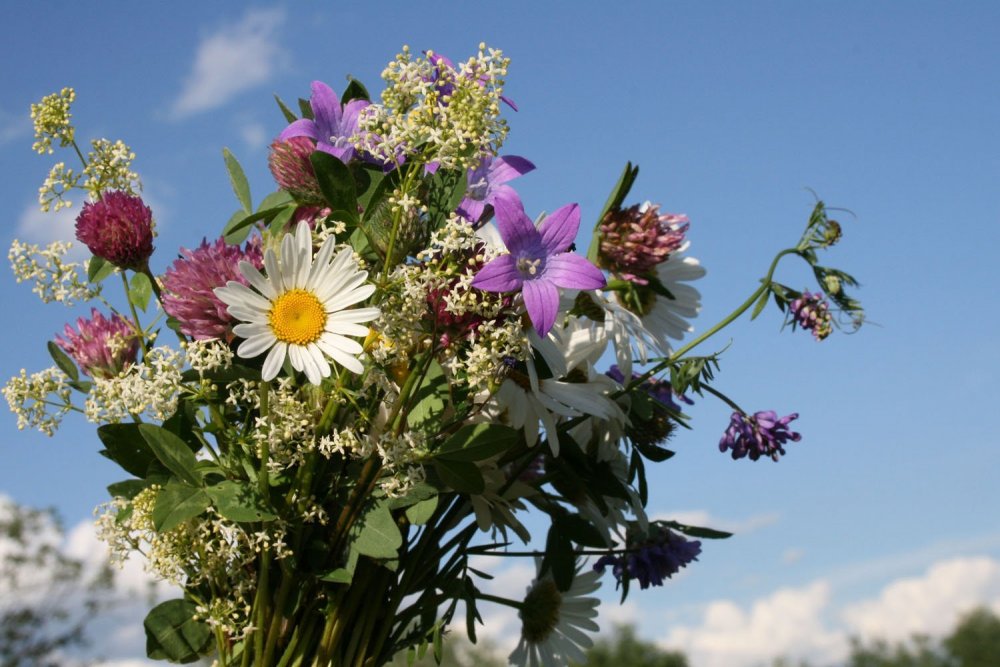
[
  {"xmin": 87, "ymin": 255, "xmax": 116, "ymax": 283},
  {"xmin": 144, "ymin": 598, "xmax": 212, "ymax": 663},
  {"xmin": 47, "ymin": 341, "xmax": 79, "ymax": 382},
  {"xmin": 352, "ymin": 502, "xmax": 403, "ymax": 560},
  {"xmin": 205, "ymin": 480, "xmax": 276, "ymax": 523},
  {"xmin": 129, "ymin": 271, "xmax": 153, "ymax": 312},
  {"xmin": 222, "ymin": 148, "xmax": 252, "ymax": 213},
  {"xmin": 436, "ymin": 423, "xmax": 518, "ymax": 462},
  {"xmin": 433, "ymin": 459, "xmax": 484, "ymax": 494},
  {"xmin": 152, "ymin": 483, "xmax": 210, "ymax": 532},
  {"xmin": 139, "ymin": 423, "xmax": 202, "ymax": 487},
  {"xmin": 405, "ymin": 496, "xmax": 438, "ymax": 525}
]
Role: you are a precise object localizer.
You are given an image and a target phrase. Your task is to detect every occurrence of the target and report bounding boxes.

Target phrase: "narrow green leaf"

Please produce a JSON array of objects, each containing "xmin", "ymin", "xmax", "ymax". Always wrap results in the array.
[
  {"xmin": 665, "ymin": 520, "xmax": 733, "ymax": 540},
  {"xmin": 222, "ymin": 209, "xmax": 251, "ymax": 244},
  {"xmin": 341, "ymin": 78, "xmax": 371, "ymax": 103},
  {"xmin": 433, "ymin": 459, "xmax": 485, "ymax": 494},
  {"xmin": 352, "ymin": 502, "xmax": 403, "ymax": 560},
  {"xmin": 266, "ymin": 204, "xmax": 297, "ymax": 237},
  {"xmin": 557, "ymin": 514, "xmax": 607, "ymax": 548},
  {"xmin": 47, "ymin": 341, "xmax": 79, "ymax": 382},
  {"xmin": 87, "ymin": 255, "xmax": 116, "ymax": 283},
  {"xmin": 274, "ymin": 94, "xmax": 298, "ymax": 124},
  {"xmin": 205, "ymin": 480, "xmax": 276, "ymax": 523},
  {"xmin": 144, "ymin": 598, "xmax": 212, "ymax": 663},
  {"xmin": 138, "ymin": 423, "xmax": 202, "ymax": 487},
  {"xmin": 542, "ymin": 525, "xmax": 575, "ymax": 591},
  {"xmin": 437, "ymin": 423, "xmax": 518, "ymax": 462},
  {"xmin": 588, "ymin": 162, "xmax": 639, "ymax": 262},
  {"xmin": 152, "ymin": 483, "xmax": 210, "ymax": 532},
  {"xmin": 129, "ymin": 272, "xmax": 153, "ymax": 312},
  {"xmin": 257, "ymin": 189, "xmax": 294, "ymax": 211},
  {"xmin": 750, "ymin": 288, "xmax": 771, "ymax": 321},
  {"xmin": 222, "ymin": 148, "xmax": 252, "ymax": 213}
]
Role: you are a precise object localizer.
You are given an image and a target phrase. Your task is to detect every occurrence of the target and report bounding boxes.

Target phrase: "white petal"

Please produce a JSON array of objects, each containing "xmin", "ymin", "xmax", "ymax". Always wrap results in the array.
[
  {"xmin": 316, "ymin": 337, "xmax": 363, "ymax": 374},
  {"xmin": 287, "ymin": 344, "xmax": 305, "ymax": 372},
  {"xmin": 261, "ymin": 342, "xmax": 287, "ymax": 381},
  {"xmin": 226, "ymin": 305, "xmax": 269, "ymax": 324},
  {"xmin": 220, "ymin": 281, "xmax": 272, "ymax": 312},
  {"xmin": 236, "ymin": 333, "xmax": 276, "ymax": 358},
  {"xmin": 325, "ymin": 307, "xmax": 380, "ymax": 325},
  {"xmin": 319, "ymin": 332, "xmax": 362, "ymax": 356},
  {"xmin": 239, "ymin": 261, "xmax": 277, "ymax": 299},
  {"xmin": 264, "ymin": 248, "xmax": 285, "ymax": 293},
  {"xmin": 232, "ymin": 322, "xmax": 271, "ymax": 339},
  {"xmin": 324, "ymin": 321, "xmax": 371, "ymax": 337}
]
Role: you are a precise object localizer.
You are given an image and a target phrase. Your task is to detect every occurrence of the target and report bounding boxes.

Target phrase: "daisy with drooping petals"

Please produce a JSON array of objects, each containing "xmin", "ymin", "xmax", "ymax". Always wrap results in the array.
[
  {"xmin": 214, "ymin": 222, "xmax": 379, "ymax": 384},
  {"xmin": 509, "ymin": 562, "xmax": 601, "ymax": 667}
]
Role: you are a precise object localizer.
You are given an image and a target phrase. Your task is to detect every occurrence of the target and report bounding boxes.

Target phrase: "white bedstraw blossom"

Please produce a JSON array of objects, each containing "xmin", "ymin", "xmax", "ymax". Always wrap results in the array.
[
  {"xmin": 30, "ymin": 87, "xmax": 76, "ymax": 155},
  {"xmin": 252, "ymin": 377, "xmax": 319, "ymax": 474},
  {"xmin": 356, "ymin": 44, "xmax": 510, "ymax": 170},
  {"xmin": 9, "ymin": 239, "xmax": 102, "ymax": 305},
  {"xmin": 83, "ymin": 138, "xmax": 141, "ymax": 196},
  {"xmin": 317, "ymin": 427, "xmax": 428, "ymax": 497},
  {"xmin": 184, "ymin": 338, "xmax": 234, "ymax": 375},
  {"xmin": 3, "ymin": 366, "xmax": 73, "ymax": 435},
  {"xmin": 84, "ymin": 346, "xmax": 184, "ymax": 423},
  {"xmin": 38, "ymin": 162, "xmax": 80, "ymax": 212}
]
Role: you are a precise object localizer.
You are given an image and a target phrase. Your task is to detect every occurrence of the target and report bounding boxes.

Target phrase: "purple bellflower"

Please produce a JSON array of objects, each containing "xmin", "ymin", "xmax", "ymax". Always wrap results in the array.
[
  {"xmin": 457, "ymin": 155, "xmax": 535, "ymax": 223},
  {"xmin": 471, "ymin": 198, "xmax": 606, "ymax": 336},
  {"xmin": 278, "ymin": 81, "xmax": 368, "ymax": 163}
]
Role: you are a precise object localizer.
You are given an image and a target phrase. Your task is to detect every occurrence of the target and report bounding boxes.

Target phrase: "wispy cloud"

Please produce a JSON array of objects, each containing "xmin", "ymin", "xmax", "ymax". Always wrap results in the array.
[
  {"xmin": 170, "ymin": 7, "xmax": 288, "ymax": 119},
  {"xmin": 15, "ymin": 201, "xmax": 86, "ymax": 259},
  {"xmin": 0, "ymin": 106, "xmax": 30, "ymax": 146},
  {"xmin": 654, "ymin": 508, "xmax": 780, "ymax": 535}
]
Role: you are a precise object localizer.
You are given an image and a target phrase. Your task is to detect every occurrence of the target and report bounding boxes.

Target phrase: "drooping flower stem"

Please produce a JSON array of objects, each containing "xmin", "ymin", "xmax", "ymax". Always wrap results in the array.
[{"xmin": 699, "ymin": 383, "xmax": 745, "ymax": 414}]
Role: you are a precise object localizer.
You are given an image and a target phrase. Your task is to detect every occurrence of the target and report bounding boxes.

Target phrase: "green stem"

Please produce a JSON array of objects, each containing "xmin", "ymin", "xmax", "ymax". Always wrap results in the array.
[
  {"xmin": 699, "ymin": 383, "xmax": 746, "ymax": 414},
  {"xmin": 120, "ymin": 271, "xmax": 149, "ymax": 357},
  {"xmin": 477, "ymin": 592, "xmax": 522, "ymax": 609}
]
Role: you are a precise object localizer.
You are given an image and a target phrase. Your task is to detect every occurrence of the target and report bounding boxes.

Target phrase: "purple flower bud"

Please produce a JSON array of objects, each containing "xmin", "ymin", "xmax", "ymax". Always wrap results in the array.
[
  {"xmin": 55, "ymin": 308, "xmax": 138, "ymax": 379},
  {"xmin": 74, "ymin": 191, "xmax": 154, "ymax": 270},
  {"xmin": 789, "ymin": 290, "xmax": 833, "ymax": 341},
  {"xmin": 719, "ymin": 410, "xmax": 801, "ymax": 462}
]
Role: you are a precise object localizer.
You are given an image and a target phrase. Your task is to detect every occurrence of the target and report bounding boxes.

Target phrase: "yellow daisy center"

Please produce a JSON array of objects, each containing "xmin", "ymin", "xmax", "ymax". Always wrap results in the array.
[{"xmin": 268, "ymin": 289, "xmax": 327, "ymax": 345}]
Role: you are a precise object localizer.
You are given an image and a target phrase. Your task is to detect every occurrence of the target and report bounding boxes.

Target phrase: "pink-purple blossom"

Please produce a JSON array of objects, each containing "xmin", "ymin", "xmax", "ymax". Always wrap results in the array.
[
  {"xmin": 55, "ymin": 308, "xmax": 138, "ymax": 379},
  {"xmin": 471, "ymin": 198, "xmax": 606, "ymax": 336},
  {"xmin": 278, "ymin": 81, "xmax": 368, "ymax": 163},
  {"xmin": 719, "ymin": 410, "xmax": 801, "ymax": 461},
  {"xmin": 74, "ymin": 191, "xmax": 154, "ymax": 270},
  {"xmin": 599, "ymin": 203, "xmax": 689, "ymax": 284},
  {"xmin": 789, "ymin": 290, "xmax": 833, "ymax": 341},
  {"xmin": 457, "ymin": 155, "xmax": 535, "ymax": 223},
  {"xmin": 161, "ymin": 237, "xmax": 264, "ymax": 341},
  {"xmin": 268, "ymin": 136, "xmax": 324, "ymax": 204}
]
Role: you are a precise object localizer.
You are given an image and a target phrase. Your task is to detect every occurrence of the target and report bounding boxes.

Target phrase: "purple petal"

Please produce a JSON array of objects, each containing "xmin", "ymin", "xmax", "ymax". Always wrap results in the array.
[
  {"xmin": 538, "ymin": 203, "xmax": 581, "ymax": 255},
  {"xmin": 544, "ymin": 253, "xmax": 607, "ymax": 290},
  {"xmin": 340, "ymin": 99, "xmax": 369, "ymax": 134},
  {"xmin": 483, "ymin": 184, "xmax": 523, "ymax": 215},
  {"xmin": 309, "ymin": 81, "xmax": 342, "ymax": 137},
  {"xmin": 487, "ymin": 155, "xmax": 535, "ymax": 185},
  {"xmin": 501, "ymin": 95, "xmax": 518, "ymax": 112},
  {"xmin": 457, "ymin": 197, "xmax": 486, "ymax": 222},
  {"xmin": 522, "ymin": 279, "xmax": 560, "ymax": 336},
  {"xmin": 493, "ymin": 197, "xmax": 539, "ymax": 253},
  {"xmin": 278, "ymin": 118, "xmax": 320, "ymax": 142},
  {"xmin": 471, "ymin": 255, "xmax": 522, "ymax": 292}
]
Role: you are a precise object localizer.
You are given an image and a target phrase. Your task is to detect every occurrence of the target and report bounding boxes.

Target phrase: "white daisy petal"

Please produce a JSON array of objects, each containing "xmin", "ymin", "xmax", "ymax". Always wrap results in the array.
[
  {"xmin": 325, "ymin": 307, "xmax": 381, "ymax": 325},
  {"xmin": 225, "ymin": 305, "xmax": 269, "ymax": 324},
  {"xmin": 239, "ymin": 260, "xmax": 277, "ymax": 299},
  {"xmin": 316, "ymin": 337, "xmax": 363, "ymax": 374},
  {"xmin": 264, "ymin": 247, "xmax": 284, "ymax": 293},
  {"xmin": 219, "ymin": 281, "xmax": 272, "ymax": 312},
  {"xmin": 232, "ymin": 322, "xmax": 271, "ymax": 339},
  {"xmin": 261, "ymin": 342, "xmax": 287, "ymax": 381},
  {"xmin": 236, "ymin": 333, "xmax": 276, "ymax": 358},
  {"xmin": 319, "ymin": 332, "xmax": 363, "ymax": 356}
]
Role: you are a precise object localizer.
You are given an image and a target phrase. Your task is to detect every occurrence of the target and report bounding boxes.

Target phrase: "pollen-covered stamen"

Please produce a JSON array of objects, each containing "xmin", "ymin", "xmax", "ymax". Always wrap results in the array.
[
  {"xmin": 517, "ymin": 256, "xmax": 543, "ymax": 276},
  {"xmin": 267, "ymin": 289, "xmax": 327, "ymax": 345}
]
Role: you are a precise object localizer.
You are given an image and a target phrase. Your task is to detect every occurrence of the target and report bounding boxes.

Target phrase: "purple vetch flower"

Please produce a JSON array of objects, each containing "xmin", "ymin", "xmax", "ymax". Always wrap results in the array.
[
  {"xmin": 74, "ymin": 191, "xmax": 154, "ymax": 270},
  {"xmin": 594, "ymin": 526, "xmax": 701, "ymax": 590},
  {"xmin": 599, "ymin": 202, "xmax": 689, "ymax": 284},
  {"xmin": 278, "ymin": 81, "xmax": 368, "ymax": 163},
  {"xmin": 719, "ymin": 410, "xmax": 801, "ymax": 462},
  {"xmin": 268, "ymin": 136, "xmax": 324, "ymax": 204},
  {"xmin": 55, "ymin": 308, "xmax": 138, "ymax": 379},
  {"xmin": 471, "ymin": 198, "xmax": 606, "ymax": 336},
  {"xmin": 789, "ymin": 290, "xmax": 833, "ymax": 341},
  {"xmin": 161, "ymin": 237, "xmax": 264, "ymax": 341},
  {"xmin": 457, "ymin": 155, "xmax": 535, "ymax": 223},
  {"xmin": 606, "ymin": 365, "xmax": 692, "ymax": 446}
]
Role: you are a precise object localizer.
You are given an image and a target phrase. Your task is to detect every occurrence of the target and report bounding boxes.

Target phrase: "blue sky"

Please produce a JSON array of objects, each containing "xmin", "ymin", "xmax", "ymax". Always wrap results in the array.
[{"xmin": 2, "ymin": 3, "xmax": 999, "ymax": 665}]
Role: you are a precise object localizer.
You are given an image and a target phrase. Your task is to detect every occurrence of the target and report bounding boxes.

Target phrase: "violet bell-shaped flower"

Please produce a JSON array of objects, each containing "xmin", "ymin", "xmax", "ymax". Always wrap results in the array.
[
  {"xmin": 278, "ymin": 81, "xmax": 368, "ymax": 163},
  {"xmin": 471, "ymin": 198, "xmax": 606, "ymax": 336},
  {"xmin": 458, "ymin": 155, "xmax": 535, "ymax": 223}
]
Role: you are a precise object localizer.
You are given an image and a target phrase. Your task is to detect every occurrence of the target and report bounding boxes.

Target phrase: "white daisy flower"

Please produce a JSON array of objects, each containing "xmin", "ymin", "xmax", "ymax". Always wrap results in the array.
[
  {"xmin": 509, "ymin": 563, "xmax": 601, "ymax": 667},
  {"xmin": 214, "ymin": 222, "xmax": 380, "ymax": 385}
]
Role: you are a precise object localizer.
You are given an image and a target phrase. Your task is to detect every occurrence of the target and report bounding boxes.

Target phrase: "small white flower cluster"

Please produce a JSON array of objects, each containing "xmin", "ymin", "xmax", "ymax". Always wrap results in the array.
[
  {"xmin": 30, "ymin": 87, "xmax": 76, "ymax": 155},
  {"xmin": 84, "ymin": 346, "xmax": 184, "ymax": 423},
  {"xmin": 253, "ymin": 378, "xmax": 319, "ymax": 474},
  {"xmin": 83, "ymin": 138, "xmax": 141, "ymax": 197},
  {"xmin": 38, "ymin": 162, "xmax": 80, "ymax": 212},
  {"xmin": 184, "ymin": 339, "xmax": 235, "ymax": 375},
  {"xmin": 8, "ymin": 239, "xmax": 103, "ymax": 305},
  {"xmin": 356, "ymin": 44, "xmax": 511, "ymax": 170},
  {"xmin": 2, "ymin": 366, "xmax": 72, "ymax": 435},
  {"xmin": 317, "ymin": 426, "xmax": 428, "ymax": 497},
  {"xmin": 194, "ymin": 597, "xmax": 255, "ymax": 643}
]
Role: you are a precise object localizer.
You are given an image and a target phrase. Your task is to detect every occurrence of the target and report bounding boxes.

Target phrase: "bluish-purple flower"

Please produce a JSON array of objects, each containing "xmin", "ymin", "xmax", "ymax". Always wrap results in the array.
[
  {"xmin": 457, "ymin": 155, "xmax": 535, "ymax": 223},
  {"xmin": 471, "ymin": 198, "xmax": 606, "ymax": 336},
  {"xmin": 278, "ymin": 81, "xmax": 368, "ymax": 163},
  {"xmin": 719, "ymin": 410, "xmax": 801, "ymax": 461},
  {"xmin": 594, "ymin": 526, "xmax": 701, "ymax": 590}
]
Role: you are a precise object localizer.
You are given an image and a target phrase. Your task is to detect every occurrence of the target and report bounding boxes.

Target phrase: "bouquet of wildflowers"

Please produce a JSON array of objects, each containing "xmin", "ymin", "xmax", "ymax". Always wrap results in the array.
[{"xmin": 5, "ymin": 45, "xmax": 864, "ymax": 667}]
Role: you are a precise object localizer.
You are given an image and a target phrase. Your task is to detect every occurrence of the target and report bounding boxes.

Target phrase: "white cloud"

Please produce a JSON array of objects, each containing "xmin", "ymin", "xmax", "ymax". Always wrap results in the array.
[
  {"xmin": 840, "ymin": 556, "xmax": 1000, "ymax": 643},
  {"xmin": 1, "ymin": 106, "xmax": 30, "ymax": 145},
  {"xmin": 15, "ymin": 201, "xmax": 86, "ymax": 257},
  {"xmin": 656, "ymin": 508, "xmax": 780, "ymax": 535},
  {"xmin": 240, "ymin": 120, "xmax": 269, "ymax": 150},
  {"xmin": 170, "ymin": 8, "xmax": 288, "ymax": 119}
]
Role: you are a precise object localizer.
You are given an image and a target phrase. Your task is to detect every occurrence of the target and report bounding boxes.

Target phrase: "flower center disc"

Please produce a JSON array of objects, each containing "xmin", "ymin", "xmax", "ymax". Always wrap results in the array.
[
  {"xmin": 520, "ymin": 579, "xmax": 562, "ymax": 643},
  {"xmin": 268, "ymin": 289, "xmax": 327, "ymax": 345}
]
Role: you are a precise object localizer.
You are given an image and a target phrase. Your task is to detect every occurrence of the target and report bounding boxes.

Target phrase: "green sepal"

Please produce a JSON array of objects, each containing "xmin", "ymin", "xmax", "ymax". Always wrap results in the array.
[
  {"xmin": 205, "ymin": 480, "xmax": 276, "ymax": 523},
  {"xmin": 274, "ymin": 94, "xmax": 298, "ymax": 123},
  {"xmin": 138, "ymin": 423, "xmax": 203, "ymax": 487},
  {"xmin": 436, "ymin": 423, "xmax": 519, "ymax": 462},
  {"xmin": 152, "ymin": 482, "xmax": 210, "ymax": 532},
  {"xmin": 222, "ymin": 148, "xmax": 253, "ymax": 213},
  {"xmin": 341, "ymin": 77, "xmax": 371, "ymax": 103},
  {"xmin": 144, "ymin": 598, "xmax": 212, "ymax": 663},
  {"xmin": 47, "ymin": 341, "xmax": 79, "ymax": 382}
]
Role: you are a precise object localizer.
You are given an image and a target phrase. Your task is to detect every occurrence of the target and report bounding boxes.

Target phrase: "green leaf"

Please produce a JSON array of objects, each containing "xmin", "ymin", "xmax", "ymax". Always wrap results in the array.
[
  {"xmin": 433, "ymin": 458, "xmax": 485, "ymax": 495},
  {"xmin": 352, "ymin": 501, "xmax": 403, "ymax": 560},
  {"xmin": 630, "ymin": 390, "xmax": 654, "ymax": 422},
  {"xmin": 635, "ymin": 440, "xmax": 675, "ymax": 463},
  {"xmin": 222, "ymin": 147, "xmax": 252, "ymax": 213},
  {"xmin": 405, "ymin": 496, "xmax": 438, "ymax": 525},
  {"xmin": 152, "ymin": 482, "xmax": 210, "ymax": 532},
  {"xmin": 205, "ymin": 480, "xmax": 276, "ymax": 523},
  {"xmin": 542, "ymin": 524, "xmax": 575, "ymax": 591},
  {"xmin": 139, "ymin": 423, "xmax": 202, "ymax": 487},
  {"xmin": 437, "ymin": 423, "xmax": 518, "ymax": 462},
  {"xmin": 47, "ymin": 341, "xmax": 79, "ymax": 382},
  {"xmin": 98, "ymin": 423, "xmax": 156, "ymax": 478},
  {"xmin": 320, "ymin": 547, "xmax": 359, "ymax": 584},
  {"xmin": 274, "ymin": 94, "xmax": 298, "ymax": 123},
  {"xmin": 310, "ymin": 151, "xmax": 358, "ymax": 220},
  {"xmin": 425, "ymin": 168, "xmax": 467, "ymax": 233},
  {"xmin": 750, "ymin": 288, "xmax": 771, "ymax": 321},
  {"xmin": 222, "ymin": 208, "xmax": 251, "ymax": 244},
  {"xmin": 588, "ymin": 162, "xmax": 640, "ymax": 262},
  {"xmin": 144, "ymin": 598, "xmax": 212, "ymax": 663},
  {"xmin": 341, "ymin": 78, "xmax": 371, "ymax": 103},
  {"xmin": 664, "ymin": 520, "xmax": 733, "ymax": 540},
  {"xmin": 129, "ymin": 271, "xmax": 153, "ymax": 312},
  {"xmin": 266, "ymin": 204, "xmax": 297, "ymax": 238},
  {"xmin": 557, "ymin": 513, "xmax": 607, "ymax": 548},
  {"xmin": 87, "ymin": 255, "xmax": 116, "ymax": 283},
  {"xmin": 258, "ymin": 189, "xmax": 294, "ymax": 211},
  {"xmin": 107, "ymin": 478, "xmax": 149, "ymax": 500},
  {"xmin": 407, "ymin": 360, "xmax": 448, "ymax": 431},
  {"xmin": 386, "ymin": 481, "xmax": 437, "ymax": 510}
]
